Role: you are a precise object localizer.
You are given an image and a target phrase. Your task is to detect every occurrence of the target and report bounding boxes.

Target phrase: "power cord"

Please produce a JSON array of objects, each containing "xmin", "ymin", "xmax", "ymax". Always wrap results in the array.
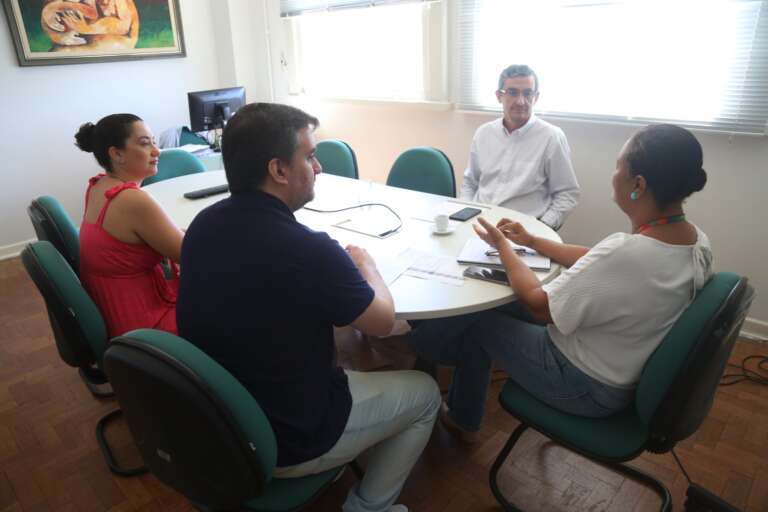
[
  {"xmin": 304, "ymin": 203, "xmax": 403, "ymax": 238},
  {"xmin": 720, "ymin": 354, "xmax": 768, "ymax": 386}
]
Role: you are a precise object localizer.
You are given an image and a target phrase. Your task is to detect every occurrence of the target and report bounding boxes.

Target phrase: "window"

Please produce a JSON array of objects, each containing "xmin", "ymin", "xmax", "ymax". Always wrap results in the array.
[
  {"xmin": 281, "ymin": 0, "xmax": 445, "ymax": 101},
  {"xmin": 455, "ymin": 0, "xmax": 768, "ymax": 134}
]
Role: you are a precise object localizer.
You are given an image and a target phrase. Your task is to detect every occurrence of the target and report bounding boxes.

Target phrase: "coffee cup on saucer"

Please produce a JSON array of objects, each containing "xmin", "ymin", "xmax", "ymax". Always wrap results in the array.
[{"xmin": 433, "ymin": 214, "xmax": 453, "ymax": 235}]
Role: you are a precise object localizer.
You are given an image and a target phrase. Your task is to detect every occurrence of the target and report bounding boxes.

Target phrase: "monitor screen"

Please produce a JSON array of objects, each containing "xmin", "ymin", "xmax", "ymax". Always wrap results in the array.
[{"xmin": 187, "ymin": 87, "xmax": 246, "ymax": 132}]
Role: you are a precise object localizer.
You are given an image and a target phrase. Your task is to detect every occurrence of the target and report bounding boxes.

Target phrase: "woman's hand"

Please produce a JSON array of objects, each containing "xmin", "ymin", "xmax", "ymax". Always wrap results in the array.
[
  {"xmin": 473, "ymin": 217, "xmax": 509, "ymax": 249},
  {"xmin": 496, "ymin": 218, "xmax": 535, "ymax": 247}
]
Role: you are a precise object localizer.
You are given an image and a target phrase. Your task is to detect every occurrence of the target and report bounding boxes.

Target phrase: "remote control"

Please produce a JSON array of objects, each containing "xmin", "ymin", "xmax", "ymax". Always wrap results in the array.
[{"xmin": 183, "ymin": 184, "xmax": 229, "ymax": 199}]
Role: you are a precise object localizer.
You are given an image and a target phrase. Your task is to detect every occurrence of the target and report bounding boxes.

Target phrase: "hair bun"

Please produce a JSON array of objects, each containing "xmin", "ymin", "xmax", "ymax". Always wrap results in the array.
[
  {"xmin": 692, "ymin": 167, "xmax": 708, "ymax": 192},
  {"xmin": 74, "ymin": 122, "xmax": 96, "ymax": 153}
]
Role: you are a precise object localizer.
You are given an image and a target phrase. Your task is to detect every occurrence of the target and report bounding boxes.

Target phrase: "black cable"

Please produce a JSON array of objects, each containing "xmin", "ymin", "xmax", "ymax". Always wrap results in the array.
[
  {"xmin": 303, "ymin": 203, "xmax": 403, "ymax": 237},
  {"xmin": 720, "ymin": 354, "xmax": 768, "ymax": 386},
  {"xmin": 671, "ymin": 448, "xmax": 693, "ymax": 485}
]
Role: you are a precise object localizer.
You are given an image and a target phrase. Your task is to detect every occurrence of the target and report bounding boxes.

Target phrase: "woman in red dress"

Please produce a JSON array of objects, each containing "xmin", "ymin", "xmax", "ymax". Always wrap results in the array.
[{"xmin": 76, "ymin": 113, "xmax": 184, "ymax": 338}]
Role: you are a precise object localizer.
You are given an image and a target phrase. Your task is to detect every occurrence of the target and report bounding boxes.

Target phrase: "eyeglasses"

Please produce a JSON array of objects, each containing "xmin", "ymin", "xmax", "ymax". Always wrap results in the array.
[{"xmin": 498, "ymin": 88, "xmax": 537, "ymax": 101}]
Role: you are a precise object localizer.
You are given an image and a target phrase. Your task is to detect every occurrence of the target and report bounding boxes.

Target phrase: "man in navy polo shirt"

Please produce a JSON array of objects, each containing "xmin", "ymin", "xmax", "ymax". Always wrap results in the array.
[{"xmin": 177, "ymin": 103, "xmax": 440, "ymax": 512}]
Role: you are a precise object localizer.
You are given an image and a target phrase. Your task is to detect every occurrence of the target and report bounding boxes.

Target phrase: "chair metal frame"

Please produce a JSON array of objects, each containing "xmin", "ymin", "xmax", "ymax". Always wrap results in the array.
[
  {"xmin": 489, "ymin": 276, "xmax": 753, "ymax": 512},
  {"xmin": 21, "ymin": 242, "xmax": 147, "ymax": 477}
]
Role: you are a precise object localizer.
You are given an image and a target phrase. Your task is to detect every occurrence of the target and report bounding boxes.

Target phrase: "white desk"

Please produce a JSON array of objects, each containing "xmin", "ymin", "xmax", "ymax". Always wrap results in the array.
[{"xmin": 144, "ymin": 171, "xmax": 562, "ymax": 320}]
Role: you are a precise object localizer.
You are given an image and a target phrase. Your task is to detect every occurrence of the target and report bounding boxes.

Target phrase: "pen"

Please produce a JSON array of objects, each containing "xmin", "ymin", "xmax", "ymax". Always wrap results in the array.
[{"xmin": 485, "ymin": 248, "xmax": 530, "ymax": 257}]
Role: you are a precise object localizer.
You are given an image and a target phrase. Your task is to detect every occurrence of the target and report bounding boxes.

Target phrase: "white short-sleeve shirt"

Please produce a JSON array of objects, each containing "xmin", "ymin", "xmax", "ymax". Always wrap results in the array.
[{"xmin": 542, "ymin": 227, "xmax": 713, "ymax": 388}]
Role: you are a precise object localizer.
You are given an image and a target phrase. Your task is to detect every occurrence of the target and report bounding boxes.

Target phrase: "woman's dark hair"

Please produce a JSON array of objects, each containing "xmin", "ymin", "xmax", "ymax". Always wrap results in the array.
[
  {"xmin": 623, "ymin": 124, "xmax": 707, "ymax": 209},
  {"xmin": 75, "ymin": 113, "xmax": 142, "ymax": 172}
]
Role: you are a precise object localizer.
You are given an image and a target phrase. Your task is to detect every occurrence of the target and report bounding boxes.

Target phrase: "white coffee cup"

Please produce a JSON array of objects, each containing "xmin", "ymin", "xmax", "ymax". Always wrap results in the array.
[{"xmin": 434, "ymin": 214, "xmax": 450, "ymax": 233}]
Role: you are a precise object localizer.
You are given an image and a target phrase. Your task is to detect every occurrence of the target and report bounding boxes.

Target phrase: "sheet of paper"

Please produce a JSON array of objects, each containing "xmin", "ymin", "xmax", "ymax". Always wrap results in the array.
[
  {"xmin": 376, "ymin": 249, "xmax": 420, "ymax": 285},
  {"xmin": 400, "ymin": 248, "xmax": 465, "ymax": 286},
  {"xmin": 176, "ymin": 144, "xmax": 211, "ymax": 154}
]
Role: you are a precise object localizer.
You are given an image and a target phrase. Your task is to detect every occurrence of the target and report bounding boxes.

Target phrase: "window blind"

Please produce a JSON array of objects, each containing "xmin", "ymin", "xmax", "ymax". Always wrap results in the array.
[
  {"xmin": 455, "ymin": 0, "xmax": 768, "ymax": 134},
  {"xmin": 281, "ymin": 0, "xmax": 424, "ymax": 17}
]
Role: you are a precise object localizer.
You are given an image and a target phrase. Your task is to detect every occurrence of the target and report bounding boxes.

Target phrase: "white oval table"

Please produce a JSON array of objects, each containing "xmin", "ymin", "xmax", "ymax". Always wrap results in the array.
[{"xmin": 144, "ymin": 171, "xmax": 562, "ymax": 320}]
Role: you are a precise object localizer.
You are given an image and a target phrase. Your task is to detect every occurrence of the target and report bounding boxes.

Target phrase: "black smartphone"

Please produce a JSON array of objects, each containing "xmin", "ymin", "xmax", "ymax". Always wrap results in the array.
[
  {"xmin": 463, "ymin": 266, "xmax": 509, "ymax": 285},
  {"xmin": 449, "ymin": 207, "xmax": 482, "ymax": 222}
]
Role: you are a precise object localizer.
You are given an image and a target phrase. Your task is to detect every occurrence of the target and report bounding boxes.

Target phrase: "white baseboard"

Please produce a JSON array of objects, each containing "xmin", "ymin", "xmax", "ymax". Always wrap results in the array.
[
  {"xmin": 0, "ymin": 239, "xmax": 34, "ymax": 261},
  {"xmin": 742, "ymin": 317, "xmax": 768, "ymax": 342}
]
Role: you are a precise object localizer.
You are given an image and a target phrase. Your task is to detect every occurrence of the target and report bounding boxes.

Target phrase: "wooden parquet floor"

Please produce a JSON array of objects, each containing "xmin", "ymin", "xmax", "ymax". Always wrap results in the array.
[{"xmin": 1, "ymin": 255, "xmax": 767, "ymax": 511}]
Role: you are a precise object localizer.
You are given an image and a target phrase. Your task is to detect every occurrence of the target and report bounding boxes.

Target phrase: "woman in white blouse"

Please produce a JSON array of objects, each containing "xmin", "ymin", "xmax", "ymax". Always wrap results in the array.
[{"xmin": 408, "ymin": 124, "xmax": 712, "ymax": 441}]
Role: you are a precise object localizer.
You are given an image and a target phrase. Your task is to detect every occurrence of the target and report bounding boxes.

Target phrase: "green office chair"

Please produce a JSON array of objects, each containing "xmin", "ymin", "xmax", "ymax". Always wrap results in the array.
[
  {"xmin": 489, "ymin": 272, "xmax": 754, "ymax": 512},
  {"xmin": 27, "ymin": 196, "xmax": 80, "ymax": 275},
  {"xmin": 142, "ymin": 149, "xmax": 206, "ymax": 187},
  {"xmin": 315, "ymin": 139, "xmax": 359, "ymax": 179},
  {"xmin": 104, "ymin": 329, "xmax": 358, "ymax": 511},
  {"xmin": 21, "ymin": 241, "xmax": 147, "ymax": 477},
  {"xmin": 386, "ymin": 146, "xmax": 456, "ymax": 197},
  {"xmin": 179, "ymin": 126, "xmax": 210, "ymax": 147}
]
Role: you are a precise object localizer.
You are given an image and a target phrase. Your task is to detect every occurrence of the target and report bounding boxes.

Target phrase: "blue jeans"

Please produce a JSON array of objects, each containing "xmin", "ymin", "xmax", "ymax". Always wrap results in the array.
[{"xmin": 407, "ymin": 302, "xmax": 634, "ymax": 431}]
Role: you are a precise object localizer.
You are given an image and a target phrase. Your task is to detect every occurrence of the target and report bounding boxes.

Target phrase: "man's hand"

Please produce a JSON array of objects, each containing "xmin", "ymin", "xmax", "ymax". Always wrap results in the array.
[
  {"xmin": 345, "ymin": 245, "xmax": 375, "ymax": 272},
  {"xmin": 496, "ymin": 218, "xmax": 535, "ymax": 247}
]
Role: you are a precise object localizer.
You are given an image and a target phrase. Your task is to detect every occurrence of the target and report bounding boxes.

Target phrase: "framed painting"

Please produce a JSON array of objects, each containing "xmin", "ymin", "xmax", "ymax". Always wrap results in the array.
[{"xmin": 2, "ymin": 0, "xmax": 185, "ymax": 66}]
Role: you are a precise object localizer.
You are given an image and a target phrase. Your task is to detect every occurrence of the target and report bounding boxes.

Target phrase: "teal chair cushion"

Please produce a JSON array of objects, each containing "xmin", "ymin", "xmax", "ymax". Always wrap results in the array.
[
  {"xmin": 499, "ymin": 272, "xmax": 740, "ymax": 460},
  {"xmin": 315, "ymin": 139, "xmax": 359, "ymax": 179},
  {"xmin": 386, "ymin": 146, "xmax": 455, "ymax": 197},
  {"xmin": 122, "ymin": 329, "xmax": 278, "ymax": 481},
  {"xmin": 33, "ymin": 196, "xmax": 80, "ymax": 271},
  {"xmin": 179, "ymin": 127, "xmax": 209, "ymax": 146},
  {"xmin": 27, "ymin": 241, "xmax": 108, "ymax": 361},
  {"xmin": 635, "ymin": 272, "xmax": 740, "ymax": 423},
  {"xmin": 142, "ymin": 149, "xmax": 206, "ymax": 186},
  {"xmin": 499, "ymin": 382, "xmax": 649, "ymax": 459}
]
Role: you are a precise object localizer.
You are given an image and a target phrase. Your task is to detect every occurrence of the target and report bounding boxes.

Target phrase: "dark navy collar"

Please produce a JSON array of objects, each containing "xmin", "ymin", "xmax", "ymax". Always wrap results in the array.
[{"xmin": 227, "ymin": 189, "xmax": 296, "ymax": 220}]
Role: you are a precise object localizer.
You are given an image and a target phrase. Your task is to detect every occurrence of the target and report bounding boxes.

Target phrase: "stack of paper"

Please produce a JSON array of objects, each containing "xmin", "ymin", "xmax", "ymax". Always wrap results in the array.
[
  {"xmin": 457, "ymin": 237, "xmax": 550, "ymax": 271},
  {"xmin": 176, "ymin": 144, "xmax": 212, "ymax": 155}
]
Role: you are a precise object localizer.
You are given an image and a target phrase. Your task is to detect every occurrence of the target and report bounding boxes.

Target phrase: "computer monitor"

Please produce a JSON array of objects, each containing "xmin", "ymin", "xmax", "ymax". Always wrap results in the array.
[{"xmin": 187, "ymin": 87, "xmax": 246, "ymax": 133}]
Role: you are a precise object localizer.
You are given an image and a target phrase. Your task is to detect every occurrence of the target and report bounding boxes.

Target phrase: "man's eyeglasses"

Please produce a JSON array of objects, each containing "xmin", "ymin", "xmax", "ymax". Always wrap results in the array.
[{"xmin": 498, "ymin": 88, "xmax": 537, "ymax": 101}]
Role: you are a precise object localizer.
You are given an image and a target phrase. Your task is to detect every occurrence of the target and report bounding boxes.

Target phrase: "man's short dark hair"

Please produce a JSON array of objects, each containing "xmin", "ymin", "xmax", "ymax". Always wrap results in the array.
[
  {"xmin": 498, "ymin": 64, "xmax": 538, "ymax": 92},
  {"xmin": 222, "ymin": 103, "xmax": 319, "ymax": 194}
]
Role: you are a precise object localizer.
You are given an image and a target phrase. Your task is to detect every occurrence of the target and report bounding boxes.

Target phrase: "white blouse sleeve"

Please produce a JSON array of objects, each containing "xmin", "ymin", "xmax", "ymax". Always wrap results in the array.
[{"xmin": 543, "ymin": 233, "xmax": 629, "ymax": 335}]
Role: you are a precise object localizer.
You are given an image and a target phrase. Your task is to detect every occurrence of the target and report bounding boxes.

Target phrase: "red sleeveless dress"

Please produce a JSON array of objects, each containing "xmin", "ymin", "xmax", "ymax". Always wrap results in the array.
[{"xmin": 79, "ymin": 175, "xmax": 178, "ymax": 338}]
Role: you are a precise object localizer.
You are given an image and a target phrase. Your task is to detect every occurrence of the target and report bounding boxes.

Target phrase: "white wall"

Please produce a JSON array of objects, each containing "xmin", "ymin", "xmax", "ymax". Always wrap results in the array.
[{"xmin": 0, "ymin": 0, "xmax": 222, "ymax": 256}]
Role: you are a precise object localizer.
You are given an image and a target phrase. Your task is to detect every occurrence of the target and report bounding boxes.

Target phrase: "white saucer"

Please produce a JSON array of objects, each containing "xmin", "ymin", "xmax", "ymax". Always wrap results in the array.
[{"xmin": 432, "ymin": 226, "xmax": 455, "ymax": 236}]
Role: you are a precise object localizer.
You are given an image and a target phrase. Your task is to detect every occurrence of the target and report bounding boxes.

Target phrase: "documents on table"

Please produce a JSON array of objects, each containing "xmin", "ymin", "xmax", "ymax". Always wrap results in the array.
[
  {"xmin": 376, "ymin": 250, "xmax": 419, "ymax": 285},
  {"xmin": 457, "ymin": 237, "xmax": 551, "ymax": 271},
  {"xmin": 399, "ymin": 248, "xmax": 465, "ymax": 286}
]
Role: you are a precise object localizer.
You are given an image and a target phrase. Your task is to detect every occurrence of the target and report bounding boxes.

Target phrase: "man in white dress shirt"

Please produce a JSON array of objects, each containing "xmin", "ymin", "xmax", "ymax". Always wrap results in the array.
[{"xmin": 460, "ymin": 65, "xmax": 580, "ymax": 230}]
